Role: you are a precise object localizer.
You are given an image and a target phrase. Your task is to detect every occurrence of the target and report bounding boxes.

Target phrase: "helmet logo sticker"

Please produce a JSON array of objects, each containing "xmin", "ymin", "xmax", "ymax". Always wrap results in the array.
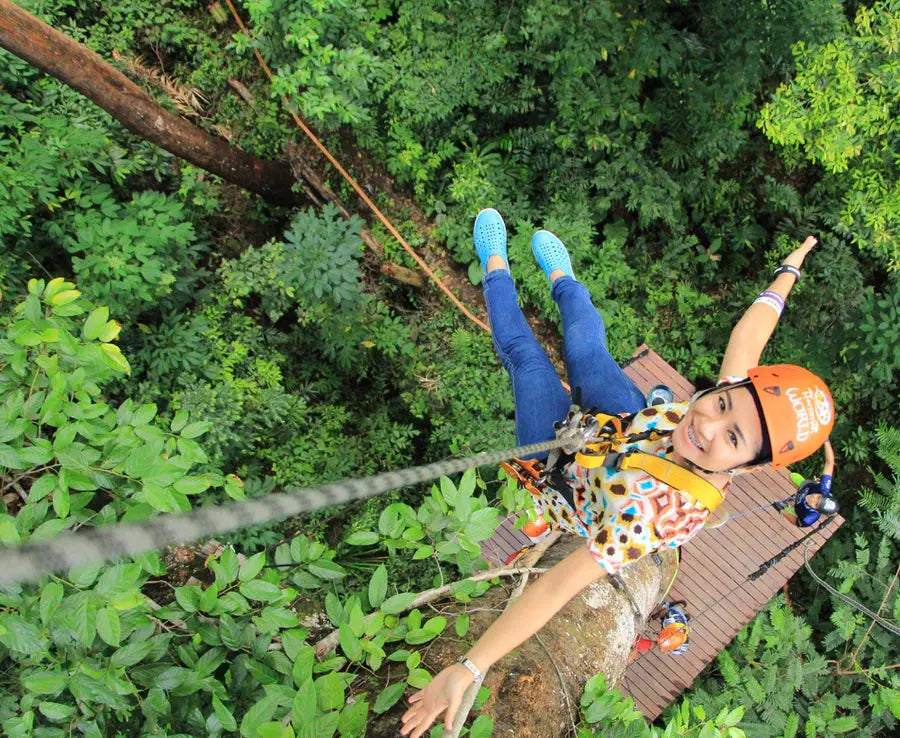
[
  {"xmin": 813, "ymin": 388, "xmax": 833, "ymax": 426},
  {"xmin": 763, "ymin": 386, "xmax": 781, "ymax": 395},
  {"xmin": 787, "ymin": 386, "xmax": 823, "ymax": 442}
]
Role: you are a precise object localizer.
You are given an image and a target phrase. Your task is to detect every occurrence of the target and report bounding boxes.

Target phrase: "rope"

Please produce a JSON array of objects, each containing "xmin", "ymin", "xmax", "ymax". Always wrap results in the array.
[
  {"xmin": 694, "ymin": 518, "xmax": 834, "ymax": 618},
  {"xmin": 222, "ymin": 0, "xmax": 490, "ymax": 334},
  {"xmin": 803, "ymin": 540, "xmax": 900, "ymax": 637},
  {"xmin": 0, "ymin": 436, "xmax": 577, "ymax": 586}
]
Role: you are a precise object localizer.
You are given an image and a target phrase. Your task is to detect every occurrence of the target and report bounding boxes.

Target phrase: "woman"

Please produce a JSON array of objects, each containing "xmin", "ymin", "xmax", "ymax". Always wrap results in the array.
[{"xmin": 400, "ymin": 209, "xmax": 834, "ymax": 737}]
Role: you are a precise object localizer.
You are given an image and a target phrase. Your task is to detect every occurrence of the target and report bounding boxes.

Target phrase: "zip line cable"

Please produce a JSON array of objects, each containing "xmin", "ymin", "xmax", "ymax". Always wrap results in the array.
[
  {"xmin": 803, "ymin": 540, "xmax": 900, "ymax": 637},
  {"xmin": 0, "ymin": 436, "xmax": 579, "ymax": 586}
]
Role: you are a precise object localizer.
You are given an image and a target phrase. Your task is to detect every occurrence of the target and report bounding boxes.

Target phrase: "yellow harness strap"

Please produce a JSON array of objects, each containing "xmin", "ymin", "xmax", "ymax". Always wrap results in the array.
[{"xmin": 574, "ymin": 447, "xmax": 724, "ymax": 512}]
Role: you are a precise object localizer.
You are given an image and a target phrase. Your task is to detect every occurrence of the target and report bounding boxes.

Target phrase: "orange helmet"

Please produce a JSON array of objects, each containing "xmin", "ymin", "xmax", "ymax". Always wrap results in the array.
[
  {"xmin": 658, "ymin": 622, "xmax": 689, "ymax": 652},
  {"xmin": 747, "ymin": 365, "xmax": 834, "ymax": 469}
]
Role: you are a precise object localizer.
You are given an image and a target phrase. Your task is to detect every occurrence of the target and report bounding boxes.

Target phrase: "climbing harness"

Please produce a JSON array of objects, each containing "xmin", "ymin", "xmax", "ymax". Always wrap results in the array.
[
  {"xmin": 502, "ymin": 405, "xmax": 725, "ymax": 514},
  {"xmin": 0, "ymin": 434, "xmax": 586, "ymax": 586}
]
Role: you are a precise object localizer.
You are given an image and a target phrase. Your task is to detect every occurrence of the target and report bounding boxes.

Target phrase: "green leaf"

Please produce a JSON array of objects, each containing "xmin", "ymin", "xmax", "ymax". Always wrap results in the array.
[
  {"xmin": 111, "ymin": 640, "xmax": 155, "ymax": 668},
  {"xmin": 82, "ymin": 307, "xmax": 109, "ymax": 341},
  {"xmin": 218, "ymin": 547, "xmax": 240, "ymax": 584},
  {"xmin": 22, "ymin": 670, "xmax": 67, "ymax": 695},
  {"xmin": 170, "ymin": 411, "xmax": 189, "ymax": 434},
  {"xmin": 469, "ymin": 714, "xmax": 494, "ymax": 738},
  {"xmin": 423, "ymin": 616, "xmax": 447, "ymax": 635},
  {"xmin": 316, "ymin": 672, "xmax": 346, "ymax": 711},
  {"xmin": 455, "ymin": 613, "xmax": 469, "ymax": 637},
  {"xmin": 257, "ymin": 723, "xmax": 294, "ymax": 738},
  {"xmin": 212, "ymin": 695, "xmax": 238, "ymax": 732},
  {"xmin": 292, "ymin": 679, "xmax": 317, "ymax": 729},
  {"xmin": 828, "ymin": 716, "xmax": 858, "ymax": 733},
  {"xmin": 373, "ymin": 681, "xmax": 406, "ymax": 714},
  {"xmin": 722, "ymin": 705, "xmax": 744, "ymax": 727},
  {"xmin": 339, "ymin": 622, "xmax": 363, "ymax": 662},
  {"xmin": 239, "ymin": 579, "xmax": 282, "ymax": 602},
  {"xmin": 140, "ymin": 482, "xmax": 177, "ymax": 512},
  {"xmin": 181, "ymin": 421, "xmax": 213, "ymax": 438},
  {"xmin": 468, "ymin": 260, "xmax": 484, "ymax": 285},
  {"xmin": 224, "ymin": 473, "xmax": 245, "ymax": 499},
  {"xmin": 240, "ymin": 694, "xmax": 279, "ymax": 737},
  {"xmin": 96, "ymin": 607, "xmax": 121, "ymax": 646},
  {"xmin": 52, "ymin": 484, "xmax": 70, "ymax": 518},
  {"xmin": 405, "ymin": 628, "xmax": 438, "ymax": 645},
  {"xmin": 407, "ymin": 668, "xmax": 432, "ymax": 689},
  {"xmin": 28, "ymin": 474, "xmax": 57, "ymax": 503},
  {"xmin": 381, "ymin": 592, "xmax": 417, "ymax": 615},
  {"xmin": 173, "ymin": 475, "xmax": 212, "ymax": 495},
  {"xmin": 0, "ymin": 614, "xmax": 44, "ymax": 654},
  {"xmin": 240, "ymin": 551, "xmax": 266, "ymax": 582},
  {"xmin": 439, "ymin": 476, "xmax": 458, "ymax": 507},
  {"xmin": 40, "ymin": 581, "xmax": 64, "ymax": 624},
  {"xmin": 308, "ymin": 559, "xmax": 347, "ymax": 581},
  {"xmin": 369, "ymin": 565, "xmax": 388, "ymax": 609},
  {"xmin": 50, "ymin": 289, "xmax": 80, "ymax": 306},
  {"xmin": 38, "ymin": 701, "xmax": 77, "ymax": 721},
  {"xmin": 99, "ymin": 342, "xmax": 131, "ymax": 374},
  {"xmin": 175, "ymin": 585, "xmax": 201, "ymax": 613},
  {"xmin": 131, "ymin": 403, "xmax": 158, "ymax": 426},
  {"xmin": 292, "ymin": 646, "xmax": 315, "ymax": 687},
  {"xmin": 345, "ymin": 531, "xmax": 379, "ymax": 546},
  {"xmin": 337, "ymin": 697, "xmax": 368, "ymax": 738}
]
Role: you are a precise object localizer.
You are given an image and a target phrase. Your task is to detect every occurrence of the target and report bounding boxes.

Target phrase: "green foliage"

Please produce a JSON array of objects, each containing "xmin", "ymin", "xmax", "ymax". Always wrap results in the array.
[
  {"xmin": 578, "ymin": 672, "xmax": 747, "ymax": 738},
  {"xmin": 4, "ymin": 0, "xmax": 900, "ymax": 735},
  {"xmin": 759, "ymin": 1, "xmax": 900, "ymax": 265},
  {"xmin": 860, "ymin": 426, "xmax": 900, "ymax": 540},
  {"xmin": 58, "ymin": 189, "xmax": 202, "ymax": 316},
  {"xmin": 678, "ymin": 528, "xmax": 900, "ymax": 738},
  {"xmin": 350, "ymin": 469, "xmax": 499, "ymax": 575}
]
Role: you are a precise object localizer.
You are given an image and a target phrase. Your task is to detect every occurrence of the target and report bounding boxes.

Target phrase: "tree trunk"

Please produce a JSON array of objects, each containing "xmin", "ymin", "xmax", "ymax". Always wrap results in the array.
[
  {"xmin": 366, "ymin": 536, "xmax": 678, "ymax": 737},
  {"xmin": 0, "ymin": 0, "xmax": 300, "ymax": 206}
]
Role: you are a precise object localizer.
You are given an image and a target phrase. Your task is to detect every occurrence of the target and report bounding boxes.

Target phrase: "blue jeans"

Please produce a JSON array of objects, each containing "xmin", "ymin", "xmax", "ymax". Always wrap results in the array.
[{"xmin": 483, "ymin": 271, "xmax": 645, "ymax": 456}]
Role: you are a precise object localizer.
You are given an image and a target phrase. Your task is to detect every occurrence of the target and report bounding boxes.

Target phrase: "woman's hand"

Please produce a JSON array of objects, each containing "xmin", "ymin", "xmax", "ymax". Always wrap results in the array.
[
  {"xmin": 781, "ymin": 235, "xmax": 818, "ymax": 270},
  {"xmin": 400, "ymin": 663, "xmax": 475, "ymax": 738}
]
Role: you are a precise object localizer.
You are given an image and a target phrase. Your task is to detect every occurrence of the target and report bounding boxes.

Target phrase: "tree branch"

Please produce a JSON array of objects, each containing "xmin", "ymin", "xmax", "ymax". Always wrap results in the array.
[{"xmin": 313, "ymin": 564, "xmax": 548, "ymax": 659}]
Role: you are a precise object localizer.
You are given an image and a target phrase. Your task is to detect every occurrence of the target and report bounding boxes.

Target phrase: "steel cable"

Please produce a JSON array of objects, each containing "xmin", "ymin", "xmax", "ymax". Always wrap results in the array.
[{"xmin": 0, "ymin": 436, "xmax": 577, "ymax": 586}]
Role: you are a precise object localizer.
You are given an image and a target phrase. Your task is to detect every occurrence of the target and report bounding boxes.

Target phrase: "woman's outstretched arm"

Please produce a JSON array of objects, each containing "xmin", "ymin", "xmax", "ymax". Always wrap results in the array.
[
  {"xmin": 718, "ymin": 236, "xmax": 817, "ymax": 381},
  {"xmin": 400, "ymin": 544, "xmax": 606, "ymax": 738}
]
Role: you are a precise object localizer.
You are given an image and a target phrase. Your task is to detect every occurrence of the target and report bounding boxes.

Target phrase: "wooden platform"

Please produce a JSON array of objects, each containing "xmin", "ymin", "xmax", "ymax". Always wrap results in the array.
[{"xmin": 479, "ymin": 346, "xmax": 843, "ymax": 720}]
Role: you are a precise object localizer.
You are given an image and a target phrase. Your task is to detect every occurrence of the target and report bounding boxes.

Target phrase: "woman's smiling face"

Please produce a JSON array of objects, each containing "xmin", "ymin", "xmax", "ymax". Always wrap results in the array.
[{"xmin": 671, "ymin": 385, "xmax": 765, "ymax": 472}]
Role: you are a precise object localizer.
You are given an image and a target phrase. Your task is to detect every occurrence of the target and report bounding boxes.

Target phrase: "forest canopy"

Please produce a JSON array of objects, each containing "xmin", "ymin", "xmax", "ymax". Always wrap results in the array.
[{"xmin": 0, "ymin": 1, "xmax": 898, "ymax": 737}]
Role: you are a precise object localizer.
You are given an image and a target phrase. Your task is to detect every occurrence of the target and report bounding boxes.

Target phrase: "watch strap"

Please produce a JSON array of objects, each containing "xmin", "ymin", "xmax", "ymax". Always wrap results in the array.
[
  {"xmin": 774, "ymin": 264, "xmax": 802, "ymax": 282},
  {"xmin": 457, "ymin": 656, "xmax": 485, "ymax": 683}
]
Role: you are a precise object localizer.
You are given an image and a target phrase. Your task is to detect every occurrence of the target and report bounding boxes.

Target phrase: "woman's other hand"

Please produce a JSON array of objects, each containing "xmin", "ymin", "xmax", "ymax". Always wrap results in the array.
[
  {"xmin": 400, "ymin": 663, "xmax": 475, "ymax": 737},
  {"xmin": 782, "ymin": 235, "xmax": 818, "ymax": 270}
]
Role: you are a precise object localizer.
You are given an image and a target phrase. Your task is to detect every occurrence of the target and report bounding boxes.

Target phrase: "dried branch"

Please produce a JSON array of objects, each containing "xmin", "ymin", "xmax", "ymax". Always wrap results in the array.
[
  {"xmin": 313, "ymin": 564, "xmax": 548, "ymax": 659},
  {"xmin": 111, "ymin": 48, "xmax": 207, "ymax": 116}
]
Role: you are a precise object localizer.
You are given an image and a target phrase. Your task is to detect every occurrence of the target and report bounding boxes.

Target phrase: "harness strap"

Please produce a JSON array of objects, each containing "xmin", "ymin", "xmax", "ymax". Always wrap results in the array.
[{"xmin": 574, "ymin": 448, "xmax": 724, "ymax": 512}]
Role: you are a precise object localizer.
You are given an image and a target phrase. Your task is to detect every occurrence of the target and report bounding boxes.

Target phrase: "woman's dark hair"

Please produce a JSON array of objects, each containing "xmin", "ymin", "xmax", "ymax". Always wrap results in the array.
[{"xmin": 744, "ymin": 382, "xmax": 772, "ymax": 465}]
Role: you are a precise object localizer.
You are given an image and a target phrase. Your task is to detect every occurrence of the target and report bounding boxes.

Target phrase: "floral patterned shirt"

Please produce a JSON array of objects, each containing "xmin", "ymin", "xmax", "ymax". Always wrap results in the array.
[{"xmin": 532, "ymin": 402, "xmax": 724, "ymax": 574}]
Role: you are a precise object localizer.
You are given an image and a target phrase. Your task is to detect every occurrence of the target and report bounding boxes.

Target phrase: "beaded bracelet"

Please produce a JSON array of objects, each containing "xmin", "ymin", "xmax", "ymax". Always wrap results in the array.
[{"xmin": 754, "ymin": 289, "xmax": 785, "ymax": 316}]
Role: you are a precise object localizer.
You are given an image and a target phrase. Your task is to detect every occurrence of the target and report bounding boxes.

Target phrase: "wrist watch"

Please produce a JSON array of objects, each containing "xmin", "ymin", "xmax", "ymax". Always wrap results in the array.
[
  {"xmin": 774, "ymin": 264, "xmax": 802, "ymax": 282},
  {"xmin": 457, "ymin": 656, "xmax": 485, "ymax": 683}
]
